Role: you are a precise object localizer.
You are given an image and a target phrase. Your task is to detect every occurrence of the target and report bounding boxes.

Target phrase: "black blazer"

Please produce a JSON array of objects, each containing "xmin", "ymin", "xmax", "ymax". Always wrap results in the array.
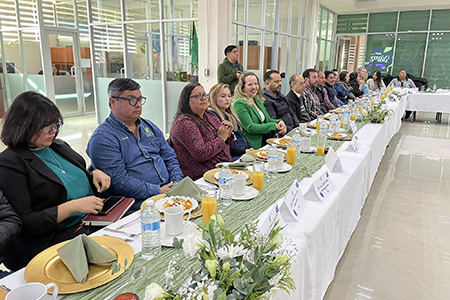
[
  {"xmin": 286, "ymin": 90, "xmax": 311, "ymax": 123},
  {"xmin": 0, "ymin": 139, "xmax": 99, "ymax": 270}
]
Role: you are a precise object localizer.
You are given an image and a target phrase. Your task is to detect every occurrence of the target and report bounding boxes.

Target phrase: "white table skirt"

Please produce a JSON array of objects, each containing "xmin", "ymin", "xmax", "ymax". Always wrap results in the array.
[
  {"xmin": 405, "ymin": 93, "xmax": 450, "ymax": 113},
  {"xmin": 0, "ymin": 99, "xmax": 408, "ymax": 300}
]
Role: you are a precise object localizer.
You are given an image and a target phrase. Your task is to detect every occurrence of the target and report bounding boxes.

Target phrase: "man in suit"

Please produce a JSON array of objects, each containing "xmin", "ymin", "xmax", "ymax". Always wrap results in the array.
[{"xmin": 286, "ymin": 74, "xmax": 311, "ymax": 123}]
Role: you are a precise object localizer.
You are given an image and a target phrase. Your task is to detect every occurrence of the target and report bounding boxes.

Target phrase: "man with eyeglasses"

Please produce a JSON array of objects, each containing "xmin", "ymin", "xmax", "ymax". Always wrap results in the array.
[
  {"xmin": 87, "ymin": 78, "xmax": 184, "ymax": 209},
  {"xmin": 286, "ymin": 74, "xmax": 311, "ymax": 123},
  {"xmin": 263, "ymin": 70, "xmax": 299, "ymax": 132}
]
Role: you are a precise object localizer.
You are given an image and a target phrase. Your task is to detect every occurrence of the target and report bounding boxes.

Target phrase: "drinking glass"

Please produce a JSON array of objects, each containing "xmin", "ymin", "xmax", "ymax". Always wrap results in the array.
[{"xmin": 252, "ymin": 161, "xmax": 264, "ymax": 190}]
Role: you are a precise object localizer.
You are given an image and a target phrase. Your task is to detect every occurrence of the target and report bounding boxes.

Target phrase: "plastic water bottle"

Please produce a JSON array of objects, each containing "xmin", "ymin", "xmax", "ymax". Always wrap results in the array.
[
  {"xmin": 344, "ymin": 107, "xmax": 350, "ymax": 126},
  {"xmin": 141, "ymin": 200, "xmax": 161, "ymax": 260},
  {"xmin": 292, "ymin": 129, "xmax": 302, "ymax": 155},
  {"xmin": 433, "ymin": 84, "xmax": 437, "ymax": 92},
  {"xmin": 218, "ymin": 163, "xmax": 233, "ymax": 209},
  {"xmin": 267, "ymin": 145, "xmax": 279, "ymax": 180},
  {"xmin": 329, "ymin": 114, "xmax": 338, "ymax": 134}
]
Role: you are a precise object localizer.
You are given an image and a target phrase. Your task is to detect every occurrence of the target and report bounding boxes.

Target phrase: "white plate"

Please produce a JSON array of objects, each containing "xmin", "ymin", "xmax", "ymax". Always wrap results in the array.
[
  {"xmin": 160, "ymin": 221, "xmax": 199, "ymax": 247},
  {"xmin": 274, "ymin": 137, "xmax": 292, "ymax": 145},
  {"xmin": 327, "ymin": 132, "xmax": 347, "ymax": 138},
  {"xmin": 214, "ymin": 170, "xmax": 249, "ymax": 180},
  {"xmin": 155, "ymin": 196, "xmax": 198, "ymax": 213},
  {"xmin": 301, "ymin": 146, "xmax": 317, "ymax": 154},
  {"xmin": 256, "ymin": 151, "xmax": 268, "ymax": 159},
  {"xmin": 232, "ymin": 186, "xmax": 259, "ymax": 201},
  {"xmin": 278, "ymin": 162, "xmax": 293, "ymax": 173}
]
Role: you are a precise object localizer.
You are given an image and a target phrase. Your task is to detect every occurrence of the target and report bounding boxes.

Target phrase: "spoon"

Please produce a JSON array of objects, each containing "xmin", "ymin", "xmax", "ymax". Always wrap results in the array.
[{"xmin": 103, "ymin": 267, "xmax": 146, "ymax": 300}]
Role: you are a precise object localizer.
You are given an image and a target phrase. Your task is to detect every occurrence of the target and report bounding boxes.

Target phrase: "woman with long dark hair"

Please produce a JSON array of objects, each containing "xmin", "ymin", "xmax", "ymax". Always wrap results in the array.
[
  {"xmin": 367, "ymin": 70, "xmax": 386, "ymax": 91},
  {"xmin": 170, "ymin": 83, "xmax": 234, "ymax": 180}
]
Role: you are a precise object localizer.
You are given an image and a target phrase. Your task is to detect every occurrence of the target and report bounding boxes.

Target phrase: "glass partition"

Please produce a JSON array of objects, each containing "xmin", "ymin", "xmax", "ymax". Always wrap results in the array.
[
  {"xmin": 398, "ymin": 11, "xmax": 429, "ymax": 32},
  {"xmin": 246, "ymin": 28, "xmax": 262, "ymax": 78},
  {"xmin": 423, "ymin": 32, "xmax": 450, "ymax": 89},
  {"xmin": 279, "ymin": 0, "xmax": 289, "ymax": 33},
  {"xmin": 92, "ymin": 24, "xmax": 124, "ymax": 78},
  {"xmin": 393, "ymin": 33, "xmax": 427, "ymax": 77},
  {"xmin": 430, "ymin": 9, "xmax": 450, "ymax": 31},
  {"xmin": 368, "ymin": 12, "xmax": 397, "ymax": 33},
  {"xmin": 247, "ymin": 0, "xmax": 263, "ymax": 27},
  {"xmin": 126, "ymin": 0, "xmax": 159, "ymax": 21}
]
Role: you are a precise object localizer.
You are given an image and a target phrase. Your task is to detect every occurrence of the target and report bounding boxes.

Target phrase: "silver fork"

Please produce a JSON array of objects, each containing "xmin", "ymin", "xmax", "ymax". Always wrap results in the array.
[
  {"xmin": 103, "ymin": 227, "xmax": 141, "ymax": 238},
  {"xmin": 102, "ymin": 234, "xmax": 134, "ymax": 243}
]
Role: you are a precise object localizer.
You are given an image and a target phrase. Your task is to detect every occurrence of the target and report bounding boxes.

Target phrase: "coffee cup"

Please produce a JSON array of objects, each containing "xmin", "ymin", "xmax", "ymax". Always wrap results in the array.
[
  {"xmin": 6, "ymin": 282, "xmax": 58, "ymax": 300},
  {"xmin": 164, "ymin": 206, "xmax": 191, "ymax": 236},
  {"xmin": 301, "ymin": 136, "xmax": 311, "ymax": 151},
  {"xmin": 232, "ymin": 174, "xmax": 247, "ymax": 196}
]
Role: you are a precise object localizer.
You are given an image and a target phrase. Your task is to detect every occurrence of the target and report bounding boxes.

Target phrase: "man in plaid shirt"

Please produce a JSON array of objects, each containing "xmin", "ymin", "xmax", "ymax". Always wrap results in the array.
[{"xmin": 302, "ymin": 68, "xmax": 323, "ymax": 119}]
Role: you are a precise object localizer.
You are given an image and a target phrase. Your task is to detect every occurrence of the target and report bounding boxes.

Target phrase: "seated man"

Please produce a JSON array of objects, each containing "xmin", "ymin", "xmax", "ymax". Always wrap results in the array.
[
  {"xmin": 315, "ymin": 71, "xmax": 329, "ymax": 114},
  {"xmin": 0, "ymin": 190, "xmax": 21, "ymax": 278},
  {"xmin": 286, "ymin": 74, "xmax": 311, "ymax": 123},
  {"xmin": 87, "ymin": 78, "xmax": 184, "ymax": 209},
  {"xmin": 263, "ymin": 70, "xmax": 299, "ymax": 132},
  {"xmin": 302, "ymin": 68, "xmax": 323, "ymax": 119}
]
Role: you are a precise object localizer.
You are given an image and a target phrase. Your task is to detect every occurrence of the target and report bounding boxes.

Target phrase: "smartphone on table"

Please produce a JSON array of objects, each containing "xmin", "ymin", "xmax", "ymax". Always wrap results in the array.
[{"xmin": 98, "ymin": 196, "xmax": 124, "ymax": 215}]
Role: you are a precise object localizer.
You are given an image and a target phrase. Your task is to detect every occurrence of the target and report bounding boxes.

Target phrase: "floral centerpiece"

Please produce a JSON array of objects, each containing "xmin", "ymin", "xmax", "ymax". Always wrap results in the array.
[
  {"xmin": 144, "ymin": 215, "xmax": 297, "ymax": 300},
  {"xmin": 363, "ymin": 103, "xmax": 394, "ymax": 123}
]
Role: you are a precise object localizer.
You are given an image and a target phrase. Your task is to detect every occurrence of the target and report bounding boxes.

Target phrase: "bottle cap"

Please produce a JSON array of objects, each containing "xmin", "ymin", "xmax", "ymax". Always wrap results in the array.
[{"xmin": 146, "ymin": 200, "xmax": 154, "ymax": 206}]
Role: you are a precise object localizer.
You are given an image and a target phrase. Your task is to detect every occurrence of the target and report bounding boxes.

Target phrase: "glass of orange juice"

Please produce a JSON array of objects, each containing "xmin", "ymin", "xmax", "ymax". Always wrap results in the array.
[
  {"xmin": 202, "ymin": 190, "xmax": 217, "ymax": 225},
  {"xmin": 287, "ymin": 144, "xmax": 296, "ymax": 166},
  {"xmin": 316, "ymin": 130, "xmax": 327, "ymax": 156},
  {"xmin": 253, "ymin": 161, "xmax": 265, "ymax": 190},
  {"xmin": 316, "ymin": 115, "xmax": 324, "ymax": 132}
]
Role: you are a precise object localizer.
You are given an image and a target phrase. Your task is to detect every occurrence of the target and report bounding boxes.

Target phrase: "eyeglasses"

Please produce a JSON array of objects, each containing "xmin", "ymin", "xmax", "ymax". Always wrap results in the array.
[
  {"xmin": 41, "ymin": 121, "xmax": 62, "ymax": 134},
  {"xmin": 190, "ymin": 93, "xmax": 209, "ymax": 100},
  {"xmin": 112, "ymin": 96, "xmax": 147, "ymax": 106}
]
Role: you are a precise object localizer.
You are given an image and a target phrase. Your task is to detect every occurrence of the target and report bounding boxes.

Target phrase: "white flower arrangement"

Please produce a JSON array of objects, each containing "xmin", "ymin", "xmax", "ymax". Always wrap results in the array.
[
  {"xmin": 144, "ymin": 215, "xmax": 297, "ymax": 300},
  {"xmin": 363, "ymin": 103, "xmax": 394, "ymax": 123}
]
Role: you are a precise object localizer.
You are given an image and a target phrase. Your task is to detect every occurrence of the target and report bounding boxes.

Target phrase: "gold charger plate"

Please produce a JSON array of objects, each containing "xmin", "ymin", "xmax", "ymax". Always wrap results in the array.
[
  {"xmin": 142, "ymin": 194, "xmax": 203, "ymax": 220},
  {"xmin": 203, "ymin": 168, "xmax": 254, "ymax": 185},
  {"xmin": 24, "ymin": 236, "xmax": 134, "ymax": 294},
  {"xmin": 328, "ymin": 133, "xmax": 353, "ymax": 141},
  {"xmin": 246, "ymin": 149, "xmax": 286, "ymax": 161}
]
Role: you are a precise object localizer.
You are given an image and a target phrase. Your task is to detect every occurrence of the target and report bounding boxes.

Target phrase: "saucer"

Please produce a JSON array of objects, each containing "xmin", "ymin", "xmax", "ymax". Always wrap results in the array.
[
  {"xmin": 301, "ymin": 146, "xmax": 317, "ymax": 154},
  {"xmin": 232, "ymin": 186, "xmax": 259, "ymax": 201},
  {"xmin": 160, "ymin": 221, "xmax": 199, "ymax": 247},
  {"xmin": 278, "ymin": 162, "xmax": 293, "ymax": 173}
]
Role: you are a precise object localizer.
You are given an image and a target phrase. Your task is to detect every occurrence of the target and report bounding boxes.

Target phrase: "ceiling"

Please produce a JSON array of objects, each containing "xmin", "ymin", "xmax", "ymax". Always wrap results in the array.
[{"xmin": 319, "ymin": 0, "xmax": 450, "ymax": 14}]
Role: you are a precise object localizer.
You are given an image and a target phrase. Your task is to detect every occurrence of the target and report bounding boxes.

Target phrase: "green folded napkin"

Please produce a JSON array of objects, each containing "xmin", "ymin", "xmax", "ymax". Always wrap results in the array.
[
  {"xmin": 240, "ymin": 153, "xmax": 256, "ymax": 163},
  {"xmin": 57, "ymin": 234, "xmax": 117, "ymax": 283},
  {"xmin": 166, "ymin": 176, "xmax": 203, "ymax": 202}
]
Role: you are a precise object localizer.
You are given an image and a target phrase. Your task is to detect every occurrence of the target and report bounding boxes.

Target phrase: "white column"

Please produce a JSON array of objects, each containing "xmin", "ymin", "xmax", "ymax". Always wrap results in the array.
[{"xmin": 197, "ymin": 0, "xmax": 232, "ymax": 93}]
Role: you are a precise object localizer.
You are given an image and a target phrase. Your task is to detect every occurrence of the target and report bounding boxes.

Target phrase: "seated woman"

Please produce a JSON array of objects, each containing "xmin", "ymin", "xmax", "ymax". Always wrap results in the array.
[
  {"xmin": 349, "ymin": 72, "xmax": 364, "ymax": 98},
  {"xmin": 339, "ymin": 71, "xmax": 356, "ymax": 100},
  {"xmin": 367, "ymin": 70, "xmax": 386, "ymax": 91},
  {"xmin": 233, "ymin": 72, "xmax": 286, "ymax": 149},
  {"xmin": 209, "ymin": 83, "xmax": 253, "ymax": 161},
  {"xmin": 170, "ymin": 83, "xmax": 234, "ymax": 180},
  {"xmin": 0, "ymin": 91, "xmax": 111, "ymax": 270}
]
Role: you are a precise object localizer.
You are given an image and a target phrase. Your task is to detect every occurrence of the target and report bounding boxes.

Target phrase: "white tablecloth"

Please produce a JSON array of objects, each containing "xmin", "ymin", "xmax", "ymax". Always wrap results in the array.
[
  {"xmin": 406, "ymin": 93, "xmax": 450, "ymax": 113},
  {"xmin": 0, "ymin": 100, "xmax": 408, "ymax": 300},
  {"xmin": 269, "ymin": 99, "xmax": 407, "ymax": 300}
]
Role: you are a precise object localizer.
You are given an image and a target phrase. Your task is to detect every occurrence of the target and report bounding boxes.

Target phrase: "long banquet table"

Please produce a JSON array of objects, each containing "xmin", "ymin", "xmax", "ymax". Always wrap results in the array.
[
  {"xmin": 0, "ymin": 99, "xmax": 407, "ymax": 300},
  {"xmin": 405, "ymin": 92, "xmax": 450, "ymax": 114}
]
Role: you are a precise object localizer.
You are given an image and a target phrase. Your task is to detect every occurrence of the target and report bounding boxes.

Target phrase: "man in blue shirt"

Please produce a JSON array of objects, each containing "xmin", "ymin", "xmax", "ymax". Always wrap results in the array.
[{"xmin": 87, "ymin": 78, "xmax": 184, "ymax": 208}]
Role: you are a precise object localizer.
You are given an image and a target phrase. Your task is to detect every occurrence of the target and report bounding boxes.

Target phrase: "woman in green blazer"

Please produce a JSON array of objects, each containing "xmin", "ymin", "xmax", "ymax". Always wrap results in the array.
[{"xmin": 233, "ymin": 72, "xmax": 286, "ymax": 149}]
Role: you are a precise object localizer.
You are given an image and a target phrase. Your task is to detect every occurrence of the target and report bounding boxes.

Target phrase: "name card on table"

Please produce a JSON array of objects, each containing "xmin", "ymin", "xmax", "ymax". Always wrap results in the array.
[
  {"xmin": 350, "ymin": 121, "xmax": 358, "ymax": 134},
  {"xmin": 259, "ymin": 203, "xmax": 281, "ymax": 236},
  {"xmin": 346, "ymin": 135, "xmax": 361, "ymax": 153},
  {"xmin": 303, "ymin": 170, "xmax": 336, "ymax": 202},
  {"xmin": 280, "ymin": 179, "xmax": 303, "ymax": 222},
  {"xmin": 325, "ymin": 147, "xmax": 344, "ymax": 173}
]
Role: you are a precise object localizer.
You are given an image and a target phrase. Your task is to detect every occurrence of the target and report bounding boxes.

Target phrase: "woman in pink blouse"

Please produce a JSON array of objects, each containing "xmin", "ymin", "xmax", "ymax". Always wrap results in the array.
[{"xmin": 170, "ymin": 83, "xmax": 234, "ymax": 180}]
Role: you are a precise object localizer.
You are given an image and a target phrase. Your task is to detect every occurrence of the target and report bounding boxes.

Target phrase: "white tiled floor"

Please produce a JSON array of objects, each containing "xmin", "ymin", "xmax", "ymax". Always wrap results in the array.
[
  {"xmin": 2, "ymin": 111, "xmax": 450, "ymax": 296},
  {"xmin": 324, "ymin": 112, "xmax": 450, "ymax": 300}
]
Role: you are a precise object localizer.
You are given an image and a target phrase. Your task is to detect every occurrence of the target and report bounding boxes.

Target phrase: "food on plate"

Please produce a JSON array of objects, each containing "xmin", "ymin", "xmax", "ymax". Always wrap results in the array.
[
  {"xmin": 330, "ymin": 132, "xmax": 344, "ymax": 138},
  {"xmin": 277, "ymin": 138, "xmax": 291, "ymax": 145},
  {"xmin": 256, "ymin": 151, "xmax": 268, "ymax": 159},
  {"xmin": 162, "ymin": 197, "xmax": 193, "ymax": 211}
]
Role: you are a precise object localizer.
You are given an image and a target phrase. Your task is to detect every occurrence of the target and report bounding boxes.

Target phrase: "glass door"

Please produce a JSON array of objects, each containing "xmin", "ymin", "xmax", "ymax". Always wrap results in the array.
[{"xmin": 44, "ymin": 30, "xmax": 94, "ymax": 116}]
